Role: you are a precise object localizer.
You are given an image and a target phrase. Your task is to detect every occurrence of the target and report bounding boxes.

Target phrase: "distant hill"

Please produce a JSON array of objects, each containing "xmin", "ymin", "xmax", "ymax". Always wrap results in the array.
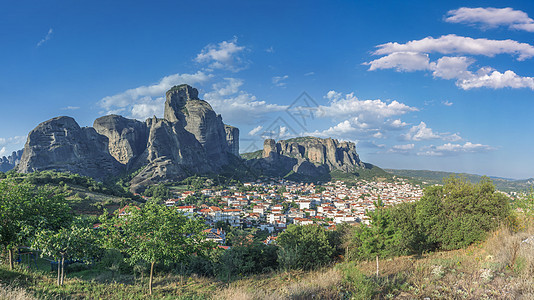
[{"xmin": 385, "ymin": 169, "xmax": 534, "ymax": 192}]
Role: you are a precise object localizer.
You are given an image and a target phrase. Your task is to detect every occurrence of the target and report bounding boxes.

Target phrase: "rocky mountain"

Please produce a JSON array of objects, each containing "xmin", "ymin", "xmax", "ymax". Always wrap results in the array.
[
  {"xmin": 16, "ymin": 84, "xmax": 240, "ymax": 191},
  {"xmin": 246, "ymin": 136, "xmax": 367, "ymax": 180},
  {"xmin": 0, "ymin": 149, "xmax": 23, "ymax": 172}
]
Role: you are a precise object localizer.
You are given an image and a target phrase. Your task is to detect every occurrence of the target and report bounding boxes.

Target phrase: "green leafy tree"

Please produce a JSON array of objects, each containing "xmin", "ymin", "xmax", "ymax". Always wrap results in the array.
[
  {"xmin": 0, "ymin": 180, "xmax": 71, "ymax": 270},
  {"xmin": 33, "ymin": 222, "xmax": 100, "ymax": 285},
  {"xmin": 416, "ymin": 176, "xmax": 511, "ymax": 250},
  {"xmin": 350, "ymin": 176, "xmax": 512, "ymax": 260},
  {"xmin": 101, "ymin": 202, "xmax": 211, "ymax": 295},
  {"xmin": 217, "ymin": 242, "xmax": 278, "ymax": 278},
  {"xmin": 277, "ymin": 224, "xmax": 338, "ymax": 270}
]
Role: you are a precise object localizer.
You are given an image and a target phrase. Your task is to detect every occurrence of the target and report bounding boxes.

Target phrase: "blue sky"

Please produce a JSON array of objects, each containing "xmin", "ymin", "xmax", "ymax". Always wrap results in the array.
[{"xmin": 1, "ymin": 0, "xmax": 534, "ymax": 179}]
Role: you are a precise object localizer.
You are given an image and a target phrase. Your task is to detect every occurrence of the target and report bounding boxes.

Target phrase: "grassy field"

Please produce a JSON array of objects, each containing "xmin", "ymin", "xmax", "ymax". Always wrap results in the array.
[{"xmin": 2, "ymin": 221, "xmax": 534, "ymax": 299}]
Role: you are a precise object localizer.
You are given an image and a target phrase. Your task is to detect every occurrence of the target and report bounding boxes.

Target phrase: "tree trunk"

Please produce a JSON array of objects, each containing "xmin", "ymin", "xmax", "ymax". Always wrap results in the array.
[
  {"xmin": 149, "ymin": 261, "xmax": 155, "ymax": 295},
  {"xmin": 57, "ymin": 259, "xmax": 61, "ymax": 286},
  {"xmin": 8, "ymin": 248, "xmax": 13, "ymax": 270},
  {"xmin": 60, "ymin": 255, "xmax": 65, "ymax": 285},
  {"xmin": 376, "ymin": 255, "xmax": 379, "ymax": 278}
]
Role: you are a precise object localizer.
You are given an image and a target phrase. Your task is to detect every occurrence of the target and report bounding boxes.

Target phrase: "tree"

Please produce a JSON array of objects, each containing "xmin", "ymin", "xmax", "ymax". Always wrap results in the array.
[
  {"xmin": 217, "ymin": 242, "xmax": 278, "ymax": 278},
  {"xmin": 101, "ymin": 202, "xmax": 211, "ymax": 295},
  {"xmin": 0, "ymin": 180, "xmax": 71, "ymax": 270},
  {"xmin": 33, "ymin": 221, "xmax": 100, "ymax": 285},
  {"xmin": 277, "ymin": 224, "xmax": 338, "ymax": 270},
  {"xmin": 350, "ymin": 176, "xmax": 511, "ymax": 260},
  {"xmin": 416, "ymin": 176, "xmax": 511, "ymax": 250}
]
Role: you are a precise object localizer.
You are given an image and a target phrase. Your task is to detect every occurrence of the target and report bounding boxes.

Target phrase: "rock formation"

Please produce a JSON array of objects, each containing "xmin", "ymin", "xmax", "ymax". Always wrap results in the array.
[
  {"xmin": 93, "ymin": 115, "xmax": 148, "ymax": 165},
  {"xmin": 0, "ymin": 149, "xmax": 23, "ymax": 172},
  {"xmin": 248, "ymin": 136, "xmax": 365, "ymax": 179},
  {"xmin": 17, "ymin": 116, "xmax": 123, "ymax": 180},
  {"xmin": 224, "ymin": 125, "xmax": 239, "ymax": 157},
  {"xmin": 16, "ymin": 85, "xmax": 240, "ymax": 191}
]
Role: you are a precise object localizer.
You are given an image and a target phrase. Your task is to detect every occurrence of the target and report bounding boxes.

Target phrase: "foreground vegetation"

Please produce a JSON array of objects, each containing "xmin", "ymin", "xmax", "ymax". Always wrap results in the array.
[
  {"xmin": 1, "ymin": 173, "xmax": 533, "ymax": 299},
  {"xmin": 1, "ymin": 224, "xmax": 534, "ymax": 299}
]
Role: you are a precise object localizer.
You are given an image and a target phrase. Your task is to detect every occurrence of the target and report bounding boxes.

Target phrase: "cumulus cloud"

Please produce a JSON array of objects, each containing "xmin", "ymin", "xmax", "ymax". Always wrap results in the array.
[
  {"xmin": 432, "ymin": 56, "xmax": 474, "ymax": 80},
  {"xmin": 458, "ymin": 69, "xmax": 534, "ymax": 90},
  {"xmin": 195, "ymin": 38, "xmax": 247, "ymax": 71},
  {"xmin": 402, "ymin": 122, "xmax": 462, "ymax": 142},
  {"xmin": 418, "ymin": 142, "xmax": 494, "ymax": 156},
  {"xmin": 445, "ymin": 7, "xmax": 534, "ymax": 32},
  {"xmin": 37, "ymin": 28, "xmax": 53, "ymax": 47},
  {"xmin": 203, "ymin": 78, "xmax": 287, "ymax": 124},
  {"xmin": 367, "ymin": 49, "xmax": 534, "ymax": 90},
  {"xmin": 373, "ymin": 34, "xmax": 534, "ymax": 60},
  {"xmin": 306, "ymin": 91, "xmax": 416, "ymax": 141},
  {"xmin": 319, "ymin": 91, "xmax": 418, "ymax": 120},
  {"xmin": 402, "ymin": 122, "xmax": 440, "ymax": 141},
  {"xmin": 98, "ymin": 71, "xmax": 211, "ymax": 120}
]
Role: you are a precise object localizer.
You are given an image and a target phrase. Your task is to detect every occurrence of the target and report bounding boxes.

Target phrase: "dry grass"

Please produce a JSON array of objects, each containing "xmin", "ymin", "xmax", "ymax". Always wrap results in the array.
[
  {"xmin": 0, "ymin": 284, "xmax": 36, "ymax": 300},
  {"xmin": 214, "ymin": 268, "xmax": 342, "ymax": 300},
  {"xmin": 343, "ymin": 223, "xmax": 534, "ymax": 299}
]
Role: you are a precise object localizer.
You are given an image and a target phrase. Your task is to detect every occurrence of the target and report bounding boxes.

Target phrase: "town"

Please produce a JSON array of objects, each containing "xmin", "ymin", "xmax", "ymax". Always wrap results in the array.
[{"xmin": 150, "ymin": 178, "xmax": 423, "ymax": 244}]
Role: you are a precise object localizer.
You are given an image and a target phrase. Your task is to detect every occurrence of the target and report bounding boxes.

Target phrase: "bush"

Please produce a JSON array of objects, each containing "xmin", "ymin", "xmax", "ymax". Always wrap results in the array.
[
  {"xmin": 277, "ymin": 224, "xmax": 341, "ymax": 270},
  {"xmin": 217, "ymin": 242, "xmax": 278, "ymax": 278},
  {"xmin": 417, "ymin": 176, "xmax": 511, "ymax": 250},
  {"xmin": 351, "ymin": 176, "xmax": 512, "ymax": 260}
]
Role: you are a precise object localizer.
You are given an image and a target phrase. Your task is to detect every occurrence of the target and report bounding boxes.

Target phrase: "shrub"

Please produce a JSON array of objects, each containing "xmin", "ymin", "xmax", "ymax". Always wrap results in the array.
[
  {"xmin": 277, "ymin": 224, "xmax": 340, "ymax": 270},
  {"xmin": 351, "ymin": 176, "xmax": 512, "ymax": 260}
]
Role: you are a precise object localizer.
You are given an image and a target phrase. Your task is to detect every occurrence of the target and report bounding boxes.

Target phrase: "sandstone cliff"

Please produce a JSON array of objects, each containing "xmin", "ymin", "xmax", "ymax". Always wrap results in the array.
[
  {"xmin": 16, "ymin": 85, "xmax": 240, "ymax": 191},
  {"xmin": 250, "ymin": 136, "xmax": 365, "ymax": 179}
]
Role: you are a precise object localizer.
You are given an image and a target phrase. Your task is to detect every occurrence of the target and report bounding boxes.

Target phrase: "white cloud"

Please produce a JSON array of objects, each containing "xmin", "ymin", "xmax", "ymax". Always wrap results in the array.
[
  {"xmin": 445, "ymin": 7, "xmax": 534, "ymax": 32},
  {"xmin": 37, "ymin": 28, "xmax": 53, "ymax": 47},
  {"xmin": 418, "ymin": 141, "xmax": 494, "ymax": 156},
  {"xmin": 387, "ymin": 143, "xmax": 415, "ymax": 154},
  {"xmin": 195, "ymin": 38, "xmax": 246, "ymax": 71},
  {"xmin": 248, "ymin": 125, "xmax": 263, "ymax": 136},
  {"xmin": 319, "ymin": 91, "xmax": 418, "ymax": 120},
  {"xmin": 0, "ymin": 147, "xmax": 6, "ymax": 157},
  {"xmin": 366, "ymin": 52, "xmax": 431, "ymax": 71},
  {"xmin": 432, "ymin": 56, "xmax": 474, "ymax": 80},
  {"xmin": 402, "ymin": 122, "xmax": 440, "ymax": 141},
  {"xmin": 260, "ymin": 126, "xmax": 295, "ymax": 140},
  {"xmin": 373, "ymin": 34, "xmax": 534, "ymax": 61},
  {"xmin": 390, "ymin": 119, "xmax": 408, "ymax": 128},
  {"xmin": 403, "ymin": 122, "xmax": 462, "ymax": 142},
  {"xmin": 266, "ymin": 46, "xmax": 274, "ymax": 53},
  {"xmin": 304, "ymin": 72, "xmax": 315, "ymax": 76},
  {"xmin": 458, "ymin": 69, "xmax": 534, "ymax": 90},
  {"xmin": 306, "ymin": 91, "xmax": 416, "ymax": 141},
  {"xmin": 367, "ymin": 51, "xmax": 534, "ymax": 90},
  {"xmin": 442, "ymin": 100, "xmax": 453, "ymax": 106},
  {"xmin": 393, "ymin": 144, "xmax": 415, "ymax": 150},
  {"xmin": 130, "ymin": 97, "xmax": 165, "ymax": 120},
  {"xmin": 203, "ymin": 78, "xmax": 287, "ymax": 124},
  {"xmin": 272, "ymin": 75, "xmax": 289, "ymax": 87},
  {"xmin": 98, "ymin": 71, "xmax": 211, "ymax": 119}
]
